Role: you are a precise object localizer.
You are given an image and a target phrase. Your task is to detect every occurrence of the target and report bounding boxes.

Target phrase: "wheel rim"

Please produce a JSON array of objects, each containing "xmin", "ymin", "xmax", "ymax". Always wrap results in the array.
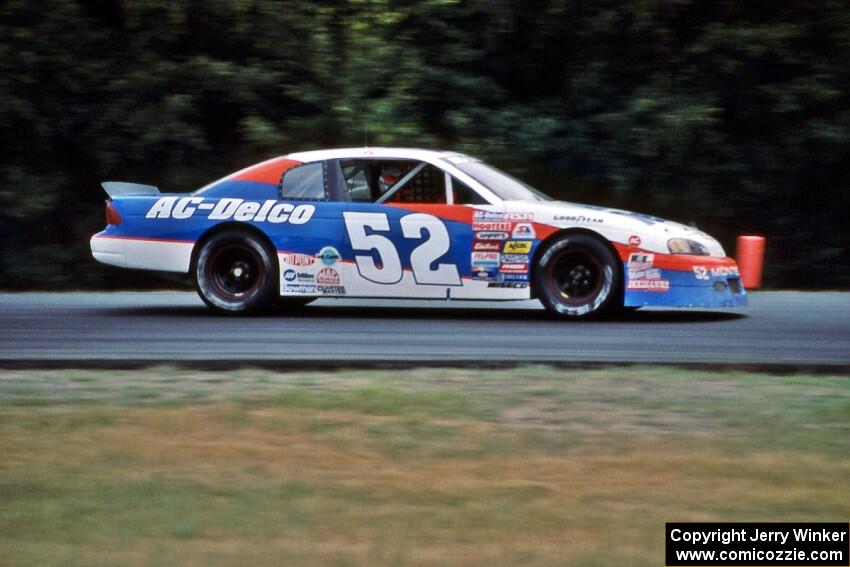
[
  {"xmin": 205, "ymin": 244, "xmax": 263, "ymax": 301},
  {"xmin": 548, "ymin": 248, "xmax": 603, "ymax": 305}
]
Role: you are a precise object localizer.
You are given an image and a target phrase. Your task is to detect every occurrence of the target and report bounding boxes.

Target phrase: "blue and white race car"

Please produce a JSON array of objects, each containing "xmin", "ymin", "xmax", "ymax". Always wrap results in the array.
[{"xmin": 91, "ymin": 147, "xmax": 747, "ymax": 317}]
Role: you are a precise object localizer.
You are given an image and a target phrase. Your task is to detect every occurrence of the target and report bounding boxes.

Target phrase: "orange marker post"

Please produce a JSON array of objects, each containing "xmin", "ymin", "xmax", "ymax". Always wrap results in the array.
[{"xmin": 736, "ymin": 236, "xmax": 765, "ymax": 289}]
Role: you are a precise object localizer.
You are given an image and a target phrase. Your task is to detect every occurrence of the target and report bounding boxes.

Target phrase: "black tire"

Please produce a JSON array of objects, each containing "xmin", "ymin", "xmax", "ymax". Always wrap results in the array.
[
  {"xmin": 194, "ymin": 230, "xmax": 277, "ymax": 314},
  {"xmin": 533, "ymin": 233, "xmax": 621, "ymax": 319}
]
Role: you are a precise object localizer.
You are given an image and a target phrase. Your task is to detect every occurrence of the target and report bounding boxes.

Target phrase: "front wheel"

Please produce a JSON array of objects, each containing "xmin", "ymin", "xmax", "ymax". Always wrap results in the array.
[
  {"xmin": 533, "ymin": 234, "xmax": 620, "ymax": 319},
  {"xmin": 194, "ymin": 230, "xmax": 277, "ymax": 314}
]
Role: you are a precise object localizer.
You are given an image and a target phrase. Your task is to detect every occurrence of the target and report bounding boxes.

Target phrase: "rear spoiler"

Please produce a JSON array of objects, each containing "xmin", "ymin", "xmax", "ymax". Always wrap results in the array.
[{"xmin": 101, "ymin": 182, "xmax": 160, "ymax": 198}]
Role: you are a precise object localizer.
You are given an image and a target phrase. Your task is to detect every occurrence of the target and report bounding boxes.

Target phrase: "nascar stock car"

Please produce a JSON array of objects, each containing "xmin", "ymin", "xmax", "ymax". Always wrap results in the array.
[{"xmin": 91, "ymin": 147, "xmax": 747, "ymax": 318}]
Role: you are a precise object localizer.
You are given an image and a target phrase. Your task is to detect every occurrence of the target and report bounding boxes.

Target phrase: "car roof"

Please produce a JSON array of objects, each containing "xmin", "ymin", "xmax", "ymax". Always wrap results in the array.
[
  {"xmin": 194, "ymin": 147, "xmax": 484, "ymax": 196},
  {"xmin": 286, "ymin": 147, "xmax": 471, "ymax": 163}
]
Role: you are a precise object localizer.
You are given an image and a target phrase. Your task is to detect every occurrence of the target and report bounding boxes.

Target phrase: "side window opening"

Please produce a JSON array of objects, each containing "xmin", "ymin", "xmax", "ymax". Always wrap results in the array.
[
  {"xmin": 300, "ymin": 158, "xmax": 461, "ymax": 204},
  {"xmin": 334, "ymin": 159, "xmax": 446, "ymax": 204},
  {"xmin": 383, "ymin": 163, "xmax": 446, "ymax": 204},
  {"xmin": 374, "ymin": 161, "xmax": 410, "ymax": 197},
  {"xmin": 339, "ymin": 161, "xmax": 374, "ymax": 202},
  {"xmin": 280, "ymin": 162, "xmax": 326, "ymax": 200},
  {"xmin": 452, "ymin": 176, "xmax": 488, "ymax": 205}
]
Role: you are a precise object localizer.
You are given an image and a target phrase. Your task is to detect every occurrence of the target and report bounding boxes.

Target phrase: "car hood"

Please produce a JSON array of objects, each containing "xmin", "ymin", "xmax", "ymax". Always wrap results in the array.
[{"xmin": 501, "ymin": 200, "xmax": 726, "ymax": 257}]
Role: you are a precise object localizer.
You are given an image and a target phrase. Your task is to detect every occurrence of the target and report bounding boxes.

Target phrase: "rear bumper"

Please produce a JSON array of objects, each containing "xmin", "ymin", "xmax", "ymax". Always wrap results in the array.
[
  {"xmin": 90, "ymin": 233, "xmax": 193, "ymax": 273},
  {"xmin": 621, "ymin": 251, "xmax": 747, "ymax": 308},
  {"xmin": 91, "ymin": 234, "xmax": 127, "ymax": 267}
]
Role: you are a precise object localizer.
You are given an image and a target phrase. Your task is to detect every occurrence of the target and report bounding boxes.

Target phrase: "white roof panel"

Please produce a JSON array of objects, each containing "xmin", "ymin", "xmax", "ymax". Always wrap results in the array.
[{"xmin": 286, "ymin": 147, "xmax": 465, "ymax": 163}]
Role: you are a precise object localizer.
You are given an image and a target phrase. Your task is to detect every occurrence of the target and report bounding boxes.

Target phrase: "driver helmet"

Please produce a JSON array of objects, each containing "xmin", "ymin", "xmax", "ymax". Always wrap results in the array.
[{"xmin": 379, "ymin": 165, "xmax": 402, "ymax": 193}]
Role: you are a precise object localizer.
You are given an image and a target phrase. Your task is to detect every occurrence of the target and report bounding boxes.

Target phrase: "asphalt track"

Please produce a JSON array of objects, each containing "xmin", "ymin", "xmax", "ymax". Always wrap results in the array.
[{"xmin": 0, "ymin": 292, "xmax": 848, "ymax": 367}]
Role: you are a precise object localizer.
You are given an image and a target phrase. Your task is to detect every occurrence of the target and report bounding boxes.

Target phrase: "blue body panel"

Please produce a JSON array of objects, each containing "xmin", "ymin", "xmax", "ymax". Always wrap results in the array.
[
  {"xmin": 623, "ymin": 263, "xmax": 748, "ymax": 308},
  {"xmin": 102, "ymin": 196, "xmax": 490, "ymax": 277}
]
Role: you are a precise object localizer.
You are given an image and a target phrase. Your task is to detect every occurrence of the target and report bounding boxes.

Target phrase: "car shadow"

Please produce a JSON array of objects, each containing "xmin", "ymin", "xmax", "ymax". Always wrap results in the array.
[
  {"xmin": 299, "ymin": 305, "xmax": 746, "ymax": 323},
  {"xmin": 99, "ymin": 303, "xmax": 746, "ymax": 323}
]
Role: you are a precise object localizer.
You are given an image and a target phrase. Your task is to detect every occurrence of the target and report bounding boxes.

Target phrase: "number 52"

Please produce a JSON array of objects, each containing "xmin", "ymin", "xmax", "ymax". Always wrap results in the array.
[{"xmin": 343, "ymin": 212, "xmax": 461, "ymax": 286}]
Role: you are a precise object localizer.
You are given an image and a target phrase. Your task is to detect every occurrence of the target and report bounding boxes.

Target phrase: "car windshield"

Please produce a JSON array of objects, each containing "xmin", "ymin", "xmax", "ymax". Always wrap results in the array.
[{"xmin": 454, "ymin": 160, "xmax": 552, "ymax": 202}]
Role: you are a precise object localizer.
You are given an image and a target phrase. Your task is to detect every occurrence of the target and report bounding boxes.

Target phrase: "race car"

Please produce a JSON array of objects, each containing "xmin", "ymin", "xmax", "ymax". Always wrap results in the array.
[{"xmin": 91, "ymin": 147, "xmax": 747, "ymax": 318}]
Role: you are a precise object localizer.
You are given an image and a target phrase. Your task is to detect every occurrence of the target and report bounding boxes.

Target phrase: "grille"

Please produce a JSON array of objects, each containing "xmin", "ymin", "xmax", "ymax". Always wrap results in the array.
[{"xmin": 728, "ymin": 278, "xmax": 743, "ymax": 294}]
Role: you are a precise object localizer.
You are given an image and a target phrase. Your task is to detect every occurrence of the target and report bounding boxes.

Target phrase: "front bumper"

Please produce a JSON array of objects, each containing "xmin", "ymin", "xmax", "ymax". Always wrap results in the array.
[{"xmin": 621, "ymin": 250, "xmax": 747, "ymax": 308}]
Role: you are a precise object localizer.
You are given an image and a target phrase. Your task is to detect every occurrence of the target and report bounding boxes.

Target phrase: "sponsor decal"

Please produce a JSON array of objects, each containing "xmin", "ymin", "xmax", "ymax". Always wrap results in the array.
[
  {"xmin": 146, "ymin": 197, "xmax": 315, "ymax": 224},
  {"xmin": 281, "ymin": 253, "xmax": 316, "ymax": 267},
  {"xmin": 499, "ymin": 273, "xmax": 529, "ymax": 282},
  {"xmin": 318, "ymin": 285, "xmax": 346, "ymax": 296},
  {"xmin": 473, "ymin": 241, "xmax": 501, "ymax": 251},
  {"xmin": 472, "ymin": 251, "xmax": 500, "ymax": 275},
  {"xmin": 473, "ymin": 211, "xmax": 533, "ymax": 221},
  {"xmin": 473, "ymin": 269, "xmax": 497, "ymax": 280},
  {"xmin": 283, "ymin": 269, "xmax": 297, "ymax": 282},
  {"xmin": 284, "ymin": 284, "xmax": 317, "ymax": 294},
  {"xmin": 316, "ymin": 268, "xmax": 340, "ymax": 285},
  {"xmin": 553, "ymin": 214, "xmax": 604, "ymax": 223},
  {"xmin": 627, "ymin": 255, "xmax": 669, "ymax": 291},
  {"xmin": 712, "ymin": 266, "xmax": 740, "ymax": 277},
  {"xmin": 627, "ymin": 279, "xmax": 669, "ymax": 291},
  {"xmin": 475, "ymin": 231, "xmax": 510, "ymax": 241},
  {"xmin": 501, "ymin": 254, "xmax": 529, "ymax": 264},
  {"xmin": 627, "ymin": 253, "xmax": 654, "ymax": 272},
  {"xmin": 714, "ymin": 266, "xmax": 739, "ymax": 277},
  {"xmin": 473, "ymin": 211, "xmax": 504, "ymax": 221},
  {"xmin": 488, "ymin": 281, "xmax": 529, "ymax": 288},
  {"xmin": 297, "ymin": 272, "xmax": 314, "ymax": 282},
  {"xmin": 629, "ymin": 267, "xmax": 662, "ymax": 280},
  {"xmin": 503, "ymin": 241, "xmax": 532, "ymax": 253},
  {"xmin": 694, "ymin": 265, "xmax": 741, "ymax": 280},
  {"xmin": 473, "ymin": 221, "xmax": 512, "ymax": 232},
  {"xmin": 472, "ymin": 261, "xmax": 495, "ymax": 271},
  {"xmin": 316, "ymin": 246, "xmax": 341, "ymax": 266},
  {"xmin": 628, "ymin": 234, "xmax": 642, "ymax": 246},
  {"xmin": 500, "ymin": 263, "xmax": 528, "ymax": 273},
  {"xmin": 511, "ymin": 222, "xmax": 536, "ymax": 239},
  {"xmin": 472, "ymin": 252, "xmax": 500, "ymax": 263}
]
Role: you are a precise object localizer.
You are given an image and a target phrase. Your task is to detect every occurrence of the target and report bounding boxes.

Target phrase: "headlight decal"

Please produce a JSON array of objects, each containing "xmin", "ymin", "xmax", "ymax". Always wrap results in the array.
[{"xmin": 667, "ymin": 238, "xmax": 710, "ymax": 256}]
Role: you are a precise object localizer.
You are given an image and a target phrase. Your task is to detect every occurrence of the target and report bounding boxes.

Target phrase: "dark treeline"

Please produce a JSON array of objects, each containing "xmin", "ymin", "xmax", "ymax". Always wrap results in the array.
[{"xmin": 1, "ymin": 0, "xmax": 848, "ymax": 289}]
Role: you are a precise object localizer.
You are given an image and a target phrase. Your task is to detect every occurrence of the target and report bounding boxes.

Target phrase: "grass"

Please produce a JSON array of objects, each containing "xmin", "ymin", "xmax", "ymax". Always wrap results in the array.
[{"xmin": 0, "ymin": 366, "xmax": 848, "ymax": 566}]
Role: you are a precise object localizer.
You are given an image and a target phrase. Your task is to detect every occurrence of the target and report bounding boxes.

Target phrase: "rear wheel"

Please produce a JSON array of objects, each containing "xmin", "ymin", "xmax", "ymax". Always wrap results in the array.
[
  {"xmin": 533, "ymin": 234, "xmax": 620, "ymax": 319},
  {"xmin": 194, "ymin": 230, "xmax": 277, "ymax": 314}
]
